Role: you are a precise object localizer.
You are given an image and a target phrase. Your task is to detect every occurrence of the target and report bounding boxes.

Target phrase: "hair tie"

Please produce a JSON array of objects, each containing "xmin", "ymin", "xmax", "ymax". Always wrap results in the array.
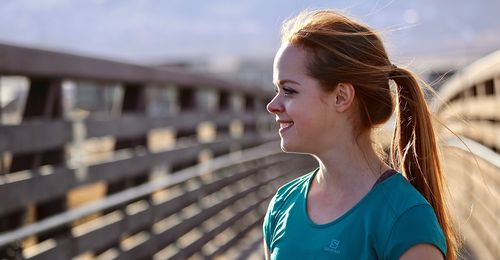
[{"xmin": 389, "ymin": 64, "xmax": 398, "ymax": 79}]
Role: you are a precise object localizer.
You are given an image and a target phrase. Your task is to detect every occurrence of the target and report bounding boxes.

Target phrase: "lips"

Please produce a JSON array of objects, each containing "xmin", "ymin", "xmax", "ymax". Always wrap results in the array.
[
  {"xmin": 277, "ymin": 120, "xmax": 294, "ymax": 132},
  {"xmin": 280, "ymin": 122, "xmax": 294, "ymax": 129}
]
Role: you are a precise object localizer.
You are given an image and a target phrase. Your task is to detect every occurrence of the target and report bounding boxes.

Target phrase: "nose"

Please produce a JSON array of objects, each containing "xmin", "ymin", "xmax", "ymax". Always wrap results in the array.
[{"xmin": 266, "ymin": 95, "xmax": 284, "ymax": 114}]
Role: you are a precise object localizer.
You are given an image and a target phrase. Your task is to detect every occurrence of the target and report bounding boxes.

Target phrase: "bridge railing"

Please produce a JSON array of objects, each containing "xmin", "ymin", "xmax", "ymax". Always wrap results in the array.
[
  {"xmin": 433, "ymin": 49, "xmax": 500, "ymax": 260},
  {"xmin": 0, "ymin": 43, "xmax": 317, "ymax": 259}
]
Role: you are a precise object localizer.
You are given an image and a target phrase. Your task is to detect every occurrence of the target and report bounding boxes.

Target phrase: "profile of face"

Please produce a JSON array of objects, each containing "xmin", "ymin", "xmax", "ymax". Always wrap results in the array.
[{"xmin": 267, "ymin": 44, "xmax": 355, "ymax": 155}]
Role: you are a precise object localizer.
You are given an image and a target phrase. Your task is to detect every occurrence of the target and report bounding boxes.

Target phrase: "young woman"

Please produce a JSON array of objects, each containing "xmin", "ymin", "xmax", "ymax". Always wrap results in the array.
[{"xmin": 263, "ymin": 10, "xmax": 459, "ymax": 260}]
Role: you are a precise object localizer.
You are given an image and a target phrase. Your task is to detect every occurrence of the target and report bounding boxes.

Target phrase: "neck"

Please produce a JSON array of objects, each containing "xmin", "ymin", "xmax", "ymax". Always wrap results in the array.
[{"xmin": 312, "ymin": 130, "xmax": 390, "ymax": 196}]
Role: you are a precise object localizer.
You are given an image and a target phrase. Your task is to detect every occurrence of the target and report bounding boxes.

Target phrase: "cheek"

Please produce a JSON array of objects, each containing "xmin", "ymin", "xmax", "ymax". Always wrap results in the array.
[
  {"xmin": 293, "ymin": 114, "xmax": 322, "ymax": 135},
  {"xmin": 301, "ymin": 109, "xmax": 334, "ymax": 135}
]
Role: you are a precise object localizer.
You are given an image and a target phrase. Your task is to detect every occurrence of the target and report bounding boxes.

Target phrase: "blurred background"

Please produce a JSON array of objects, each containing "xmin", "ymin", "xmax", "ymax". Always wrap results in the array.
[
  {"xmin": 0, "ymin": 0, "xmax": 499, "ymax": 259},
  {"xmin": 2, "ymin": 0, "xmax": 500, "ymax": 85}
]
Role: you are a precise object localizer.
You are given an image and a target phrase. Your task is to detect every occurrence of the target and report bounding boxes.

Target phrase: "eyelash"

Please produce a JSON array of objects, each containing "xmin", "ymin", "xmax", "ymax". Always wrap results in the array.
[{"xmin": 275, "ymin": 87, "xmax": 297, "ymax": 96}]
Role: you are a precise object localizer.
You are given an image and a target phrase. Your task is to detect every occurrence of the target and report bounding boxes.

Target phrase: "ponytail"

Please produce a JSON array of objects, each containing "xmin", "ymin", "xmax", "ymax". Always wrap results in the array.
[{"xmin": 390, "ymin": 67, "xmax": 459, "ymax": 260}]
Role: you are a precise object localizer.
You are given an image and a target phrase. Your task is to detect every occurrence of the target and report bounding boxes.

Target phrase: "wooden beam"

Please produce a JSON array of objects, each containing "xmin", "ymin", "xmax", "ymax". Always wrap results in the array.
[{"xmin": 0, "ymin": 43, "xmax": 272, "ymax": 98}]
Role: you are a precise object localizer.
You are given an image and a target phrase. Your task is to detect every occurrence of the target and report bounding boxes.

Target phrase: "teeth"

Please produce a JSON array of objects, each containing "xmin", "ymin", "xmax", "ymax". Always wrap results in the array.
[{"xmin": 280, "ymin": 122, "xmax": 293, "ymax": 128}]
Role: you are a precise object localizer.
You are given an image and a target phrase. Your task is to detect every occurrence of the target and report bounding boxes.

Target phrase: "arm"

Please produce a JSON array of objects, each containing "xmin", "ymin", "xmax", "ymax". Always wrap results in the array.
[
  {"xmin": 263, "ymin": 194, "xmax": 278, "ymax": 260},
  {"xmin": 264, "ymin": 241, "xmax": 271, "ymax": 260},
  {"xmin": 399, "ymin": 243, "xmax": 444, "ymax": 260}
]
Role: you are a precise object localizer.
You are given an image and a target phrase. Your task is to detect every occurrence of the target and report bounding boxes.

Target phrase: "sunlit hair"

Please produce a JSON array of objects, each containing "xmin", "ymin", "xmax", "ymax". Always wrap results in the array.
[{"xmin": 281, "ymin": 9, "xmax": 459, "ymax": 259}]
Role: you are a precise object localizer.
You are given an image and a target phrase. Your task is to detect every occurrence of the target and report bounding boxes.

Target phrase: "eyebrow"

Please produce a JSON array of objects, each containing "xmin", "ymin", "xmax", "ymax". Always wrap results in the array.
[{"xmin": 275, "ymin": 79, "xmax": 300, "ymax": 86}]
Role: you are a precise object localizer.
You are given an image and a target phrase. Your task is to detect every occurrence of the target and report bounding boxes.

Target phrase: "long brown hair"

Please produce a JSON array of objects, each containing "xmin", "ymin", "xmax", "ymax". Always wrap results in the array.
[{"xmin": 282, "ymin": 10, "xmax": 459, "ymax": 259}]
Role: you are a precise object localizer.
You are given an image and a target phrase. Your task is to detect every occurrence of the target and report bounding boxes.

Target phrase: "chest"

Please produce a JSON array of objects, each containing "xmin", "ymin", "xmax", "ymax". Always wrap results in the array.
[
  {"xmin": 306, "ymin": 188, "xmax": 365, "ymax": 225},
  {"xmin": 271, "ymin": 213, "xmax": 377, "ymax": 260},
  {"xmin": 268, "ymin": 188, "xmax": 397, "ymax": 259}
]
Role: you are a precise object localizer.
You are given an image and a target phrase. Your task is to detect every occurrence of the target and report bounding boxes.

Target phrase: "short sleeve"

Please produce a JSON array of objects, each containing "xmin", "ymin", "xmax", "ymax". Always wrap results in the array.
[
  {"xmin": 384, "ymin": 204, "xmax": 447, "ymax": 259},
  {"xmin": 263, "ymin": 194, "xmax": 277, "ymax": 249}
]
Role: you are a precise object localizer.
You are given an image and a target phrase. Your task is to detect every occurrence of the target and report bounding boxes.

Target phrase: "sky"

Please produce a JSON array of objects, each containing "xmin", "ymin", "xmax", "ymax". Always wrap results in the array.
[{"xmin": 0, "ymin": 0, "xmax": 499, "ymax": 68}]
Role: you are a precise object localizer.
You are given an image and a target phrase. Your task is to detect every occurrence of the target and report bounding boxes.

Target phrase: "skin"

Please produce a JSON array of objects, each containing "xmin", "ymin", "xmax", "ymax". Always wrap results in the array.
[{"xmin": 264, "ymin": 43, "xmax": 443, "ymax": 260}]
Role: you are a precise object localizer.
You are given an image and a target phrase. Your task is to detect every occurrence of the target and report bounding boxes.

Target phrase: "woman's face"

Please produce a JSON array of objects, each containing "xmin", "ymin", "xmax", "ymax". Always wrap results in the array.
[{"xmin": 267, "ymin": 44, "xmax": 341, "ymax": 154}]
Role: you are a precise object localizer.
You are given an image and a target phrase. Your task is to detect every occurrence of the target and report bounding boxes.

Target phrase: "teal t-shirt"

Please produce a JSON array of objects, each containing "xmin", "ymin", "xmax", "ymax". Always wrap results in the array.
[{"xmin": 263, "ymin": 168, "xmax": 447, "ymax": 259}]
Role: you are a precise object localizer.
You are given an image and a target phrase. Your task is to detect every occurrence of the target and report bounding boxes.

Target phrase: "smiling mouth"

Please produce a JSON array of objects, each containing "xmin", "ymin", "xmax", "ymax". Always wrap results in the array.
[{"xmin": 279, "ymin": 122, "xmax": 294, "ymax": 131}]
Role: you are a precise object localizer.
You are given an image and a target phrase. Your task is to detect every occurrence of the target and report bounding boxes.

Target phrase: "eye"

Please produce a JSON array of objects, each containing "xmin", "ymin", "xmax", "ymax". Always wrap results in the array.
[{"xmin": 282, "ymin": 87, "xmax": 297, "ymax": 96}]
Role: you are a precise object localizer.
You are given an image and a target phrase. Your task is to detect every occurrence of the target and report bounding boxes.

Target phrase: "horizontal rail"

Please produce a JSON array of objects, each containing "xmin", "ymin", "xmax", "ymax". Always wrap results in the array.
[
  {"xmin": 85, "ymin": 111, "xmax": 267, "ymax": 139},
  {"xmin": 0, "ymin": 141, "xmax": 286, "ymax": 247},
  {"xmin": 68, "ymin": 163, "xmax": 281, "ymax": 255},
  {"xmin": 0, "ymin": 120, "xmax": 72, "ymax": 153},
  {"xmin": 0, "ymin": 43, "xmax": 271, "ymax": 98},
  {"xmin": 438, "ymin": 96, "xmax": 499, "ymax": 122},
  {"xmin": 0, "ymin": 133, "xmax": 277, "ymax": 214},
  {"xmin": 33, "ymin": 159, "xmax": 298, "ymax": 259},
  {"xmin": 443, "ymin": 135, "xmax": 500, "ymax": 168},
  {"xmin": 0, "ymin": 111, "xmax": 271, "ymax": 153},
  {"xmin": 435, "ymin": 48, "xmax": 500, "ymax": 104},
  {"xmin": 443, "ymin": 149, "xmax": 500, "ymax": 259}
]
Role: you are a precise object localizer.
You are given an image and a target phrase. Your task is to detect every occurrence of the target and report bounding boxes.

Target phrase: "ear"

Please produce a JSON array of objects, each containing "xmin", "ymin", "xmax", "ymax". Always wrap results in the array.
[{"xmin": 334, "ymin": 83, "xmax": 355, "ymax": 112}]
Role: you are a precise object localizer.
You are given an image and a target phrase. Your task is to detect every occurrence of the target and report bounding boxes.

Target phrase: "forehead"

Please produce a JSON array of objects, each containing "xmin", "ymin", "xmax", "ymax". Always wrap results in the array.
[{"xmin": 273, "ymin": 44, "xmax": 309, "ymax": 81}]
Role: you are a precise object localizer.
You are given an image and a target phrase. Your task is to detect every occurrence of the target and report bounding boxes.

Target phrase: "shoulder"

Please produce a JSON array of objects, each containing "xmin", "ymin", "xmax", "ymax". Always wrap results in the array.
[
  {"xmin": 370, "ymin": 174, "xmax": 447, "ymax": 259},
  {"xmin": 375, "ymin": 174, "xmax": 431, "ymax": 215},
  {"xmin": 276, "ymin": 169, "xmax": 315, "ymax": 198},
  {"xmin": 268, "ymin": 168, "xmax": 317, "ymax": 213},
  {"xmin": 263, "ymin": 168, "xmax": 317, "ymax": 248}
]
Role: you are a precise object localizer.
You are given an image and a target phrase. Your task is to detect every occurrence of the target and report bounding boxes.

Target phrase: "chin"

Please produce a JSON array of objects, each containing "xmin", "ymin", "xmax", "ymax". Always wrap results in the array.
[
  {"xmin": 280, "ymin": 139, "xmax": 316, "ymax": 155},
  {"xmin": 280, "ymin": 140, "xmax": 292, "ymax": 152},
  {"xmin": 280, "ymin": 140, "xmax": 303, "ymax": 154}
]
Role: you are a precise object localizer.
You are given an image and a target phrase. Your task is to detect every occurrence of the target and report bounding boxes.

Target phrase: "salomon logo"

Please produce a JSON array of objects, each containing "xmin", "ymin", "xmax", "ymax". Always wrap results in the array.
[{"xmin": 324, "ymin": 239, "xmax": 341, "ymax": 254}]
